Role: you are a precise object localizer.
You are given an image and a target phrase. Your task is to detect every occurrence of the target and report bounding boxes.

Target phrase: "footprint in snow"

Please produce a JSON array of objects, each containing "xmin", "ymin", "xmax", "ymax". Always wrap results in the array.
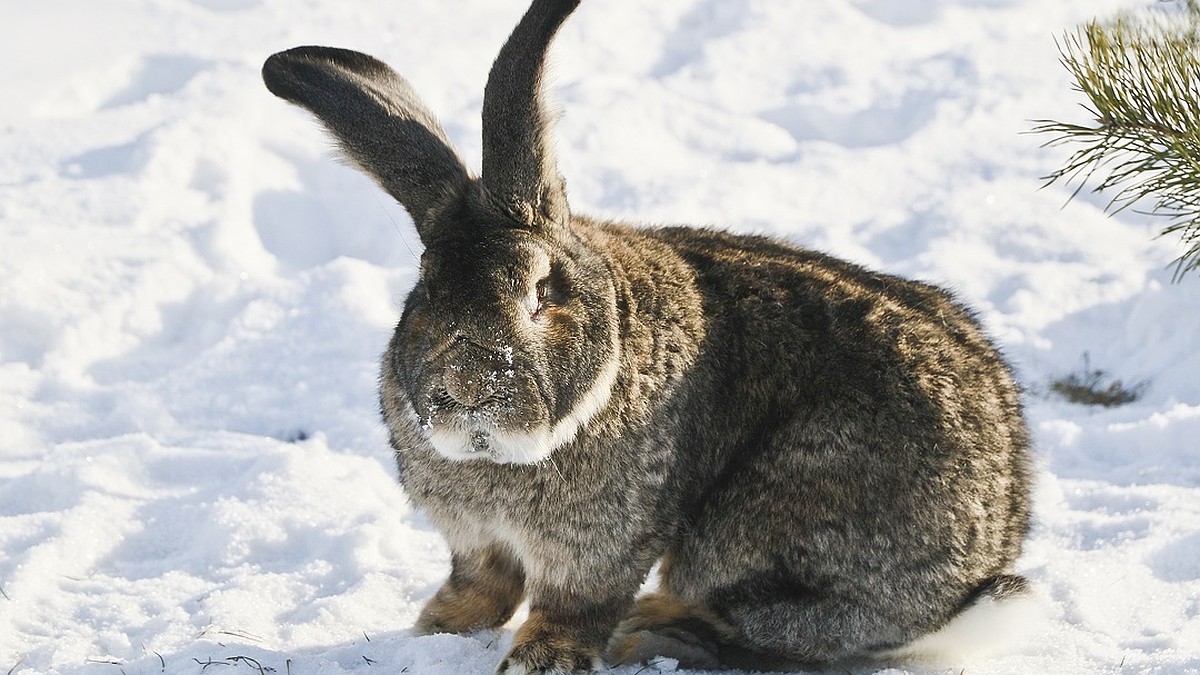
[
  {"xmin": 61, "ymin": 129, "xmax": 152, "ymax": 179},
  {"xmin": 849, "ymin": 0, "xmax": 944, "ymax": 27},
  {"xmin": 186, "ymin": 0, "xmax": 262, "ymax": 11},
  {"xmin": 1149, "ymin": 532, "xmax": 1200, "ymax": 583},
  {"xmin": 101, "ymin": 54, "xmax": 212, "ymax": 110},
  {"xmin": 761, "ymin": 91, "xmax": 939, "ymax": 149},
  {"xmin": 650, "ymin": 0, "xmax": 753, "ymax": 78}
]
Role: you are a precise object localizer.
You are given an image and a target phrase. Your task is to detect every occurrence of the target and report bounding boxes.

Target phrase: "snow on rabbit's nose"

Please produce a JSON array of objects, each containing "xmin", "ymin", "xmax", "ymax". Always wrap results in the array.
[
  {"xmin": 439, "ymin": 344, "xmax": 514, "ymax": 410},
  {"xmin": 442, "ymin": 365, "xmax": 490, "ymax": 408}
]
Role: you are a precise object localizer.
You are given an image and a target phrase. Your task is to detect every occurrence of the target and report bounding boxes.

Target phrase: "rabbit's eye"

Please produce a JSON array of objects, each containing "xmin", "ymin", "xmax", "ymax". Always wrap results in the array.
[
  {"xmin": 523, "ymin": 277, "xmax": 550, "ymax": 318},
  {"xmin": 531, "ymin": 278, "xmax": 549, "ymax": 317}
]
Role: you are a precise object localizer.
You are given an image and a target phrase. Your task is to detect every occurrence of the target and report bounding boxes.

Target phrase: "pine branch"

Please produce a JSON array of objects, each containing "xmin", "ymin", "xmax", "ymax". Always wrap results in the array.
[{"xmin": 1034, "ymin": 0, "xmax": 1200, "ymax": 279}]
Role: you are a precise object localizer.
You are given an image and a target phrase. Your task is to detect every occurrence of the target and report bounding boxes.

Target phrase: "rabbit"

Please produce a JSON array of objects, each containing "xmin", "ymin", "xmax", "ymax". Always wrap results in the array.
[{"xmin": 261, "ymin": 0, "xmax": 1033, "ymax": 672}]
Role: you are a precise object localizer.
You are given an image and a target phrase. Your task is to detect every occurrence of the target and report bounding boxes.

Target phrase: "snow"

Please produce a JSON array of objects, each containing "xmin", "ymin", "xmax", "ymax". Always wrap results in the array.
[{"xmin": 2, "ymin": 0, "xmax": 1199, "ymax": 673}]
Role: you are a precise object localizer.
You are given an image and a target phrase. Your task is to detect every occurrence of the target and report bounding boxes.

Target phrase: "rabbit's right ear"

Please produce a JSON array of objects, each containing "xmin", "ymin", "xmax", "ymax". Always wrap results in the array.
[{"xmin": 263, "ymin": 47, "xmax": 470, "ymax": 240}]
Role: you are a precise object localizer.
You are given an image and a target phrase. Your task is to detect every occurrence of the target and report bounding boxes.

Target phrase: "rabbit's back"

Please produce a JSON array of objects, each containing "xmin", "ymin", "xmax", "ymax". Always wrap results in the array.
[{"xmin": 634, "ymin": 224, "xmax": 1031, "ymax": 661}]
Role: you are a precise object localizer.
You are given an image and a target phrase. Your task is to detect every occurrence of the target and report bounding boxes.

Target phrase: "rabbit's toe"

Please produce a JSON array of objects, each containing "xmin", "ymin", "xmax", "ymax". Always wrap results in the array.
[
  {"xmin": 496, "ymin": 645, "xmax": 597, "ymax": 675},
  {"xmin": 498, "ymin": 611, "xmax": 601, "ymax": 674}
]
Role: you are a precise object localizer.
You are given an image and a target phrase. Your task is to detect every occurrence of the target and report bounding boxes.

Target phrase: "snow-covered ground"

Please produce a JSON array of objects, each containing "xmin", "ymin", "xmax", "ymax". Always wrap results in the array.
[{"xmin": 3, "ymin": 0, "xmax": 1199, "ymax": 673}]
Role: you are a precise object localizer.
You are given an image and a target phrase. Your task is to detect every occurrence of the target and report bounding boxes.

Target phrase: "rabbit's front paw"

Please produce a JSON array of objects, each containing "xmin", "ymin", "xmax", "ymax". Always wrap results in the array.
[
  {"xmin": 415, "ymin": 547, "xmax": 524, "ymax": 635},
  {"xmin": 415, "ymin": 579, "xmax": 523, "ymax": 635},
  {"xmin": 497, "ymin": 646, "xmax": 596, "ymax": 675},
  {"xmin": 415, "ymin": 542, "xmax": 523, "ymax": 634},
  {"xmin": 496, "ymin": 611, "xmax": 600, "ymax": 674}
]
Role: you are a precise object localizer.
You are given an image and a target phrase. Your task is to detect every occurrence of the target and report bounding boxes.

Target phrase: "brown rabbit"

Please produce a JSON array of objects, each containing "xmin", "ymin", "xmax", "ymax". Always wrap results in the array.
[{"xmin": 262, "ymin": 0, "xmax": 1033, "ymax": 672}]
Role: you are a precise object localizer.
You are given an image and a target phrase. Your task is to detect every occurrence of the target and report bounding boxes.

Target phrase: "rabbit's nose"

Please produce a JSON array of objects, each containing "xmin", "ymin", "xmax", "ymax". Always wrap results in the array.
[
  {"xmin": 443, "ymin": 366, "xmax": 485, "ymax": 408},
  {"xmin": 442, "ymin": 365, "xmax": 506, "ymax": 410}
]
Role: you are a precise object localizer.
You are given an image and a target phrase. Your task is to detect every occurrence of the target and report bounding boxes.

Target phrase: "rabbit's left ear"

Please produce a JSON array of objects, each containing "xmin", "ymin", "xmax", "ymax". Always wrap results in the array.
[
  {"xmin": 263, "ymin": 46, "xmax": 471, "ymax": 241},
  {"xmin": 481, "ymin": 0, "xmax": 580, "ymax": 230}
]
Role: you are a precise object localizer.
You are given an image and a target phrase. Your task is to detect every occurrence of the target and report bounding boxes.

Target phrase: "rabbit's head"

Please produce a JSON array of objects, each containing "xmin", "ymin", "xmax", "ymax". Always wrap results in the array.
[{"xmin": 262, "ymin": 0, "xmax": 619, "ymax": 464}]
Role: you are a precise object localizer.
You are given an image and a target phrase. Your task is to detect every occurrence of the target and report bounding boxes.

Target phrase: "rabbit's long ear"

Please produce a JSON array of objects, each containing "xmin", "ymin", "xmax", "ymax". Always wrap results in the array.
[
  {"xmin": 263, "ymin": 47, "xmax": 470, "ymax": 239},
  {"xmin": 481, "ymin": 0, "xmax": 579, "ymax": 229}
]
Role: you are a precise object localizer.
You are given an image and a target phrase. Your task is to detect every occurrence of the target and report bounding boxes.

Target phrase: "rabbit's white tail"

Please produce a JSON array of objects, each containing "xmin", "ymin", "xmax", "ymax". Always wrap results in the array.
[{"xmin": 875, "ymin": 575, "xmax": 1045, "ymax": 666}]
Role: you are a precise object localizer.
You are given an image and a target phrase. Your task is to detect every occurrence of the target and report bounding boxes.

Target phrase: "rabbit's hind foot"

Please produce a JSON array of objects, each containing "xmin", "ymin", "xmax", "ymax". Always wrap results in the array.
[
  {"xmin": 607, "ymin": 592, "xmax": 794, "ymax": 671},
  {"xmin": 606, "ymin": 593, "xmax": 724, "ymax": 669}
]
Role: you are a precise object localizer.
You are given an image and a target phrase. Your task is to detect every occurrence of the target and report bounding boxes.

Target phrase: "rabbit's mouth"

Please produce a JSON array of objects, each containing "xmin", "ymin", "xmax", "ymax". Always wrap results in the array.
[
  {"xmin": 417, "ymin": 344, "xmax": 621, "ymax": 465},
  {"xmin": 427, "ymin": 422, "xmax": 558, "ymax": 465},
  {"xmin": 408, "ymin": 331, "xmax": 621, "ymax": 464},
  {"xmin": 414, "ymin": 366, "xmax": 557, "ymax": 464}
]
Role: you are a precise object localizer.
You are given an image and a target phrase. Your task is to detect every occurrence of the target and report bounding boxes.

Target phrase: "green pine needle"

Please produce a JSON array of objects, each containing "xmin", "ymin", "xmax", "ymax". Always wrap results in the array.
[{"xmin": 1034, "ymin": 0, "xmax": 1200, "ymax": 279}]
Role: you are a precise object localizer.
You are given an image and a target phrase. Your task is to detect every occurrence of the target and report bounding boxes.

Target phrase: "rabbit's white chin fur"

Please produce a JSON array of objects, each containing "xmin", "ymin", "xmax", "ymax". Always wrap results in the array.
[
  {"xmin": 427, "ymin": 345, "xmax": 621, "ymax": 465},
  {"xmin": 427, "ymin": 425, "xmax": 556, "ymax": 464}
]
